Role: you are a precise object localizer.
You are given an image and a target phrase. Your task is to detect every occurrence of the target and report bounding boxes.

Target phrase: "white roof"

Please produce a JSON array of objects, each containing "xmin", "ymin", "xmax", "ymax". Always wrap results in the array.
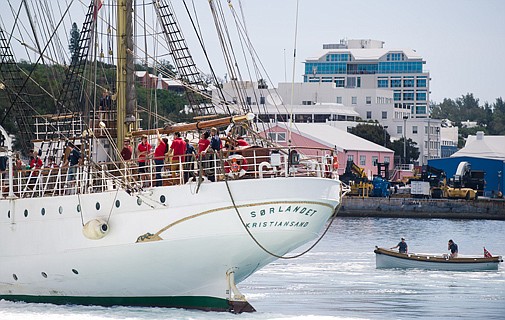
[
  {"xmin": 451, "ymin": 134, "xmax": 505, "ymax": 160},
  {"xmin": 307, "ymin": 48, "xmax": 423, "ymax": 62},
  {"xmin": 276, "ymin": 123, "xmax": 393, "ymax": 153},
  {"xmin": 134, "ymin": 71, "xmax": 183, "ymax": 87},
  {"xmin": 249, "ymin": 103, "xmax": 359, "ymax": 117}
]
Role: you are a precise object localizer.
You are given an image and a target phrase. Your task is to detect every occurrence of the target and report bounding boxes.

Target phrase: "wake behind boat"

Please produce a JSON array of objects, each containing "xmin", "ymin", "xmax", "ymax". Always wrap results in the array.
[{"xmin": 374, "ymin": 247, "xmax": 502, "ymax": 271}]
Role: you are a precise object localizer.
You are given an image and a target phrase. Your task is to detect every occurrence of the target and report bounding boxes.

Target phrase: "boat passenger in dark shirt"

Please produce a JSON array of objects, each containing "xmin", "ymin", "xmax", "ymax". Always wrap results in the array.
[
  {"xmin": 391, "ymin": 237, "xmax": 408, "ymax": 254},
  {"xmin": 448, "ymin": 239, "xmax": 458, "ymax": 258}
]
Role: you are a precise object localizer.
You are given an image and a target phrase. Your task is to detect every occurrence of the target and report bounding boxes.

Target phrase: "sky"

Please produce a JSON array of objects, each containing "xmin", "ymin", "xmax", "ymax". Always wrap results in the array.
[
  {"xmin": 171, "ymin": 0, "xmax": 505, "ymax": 105},
  {"xmin": 3, "ymin": 0, "xmax": 505, "ymax": 105}
]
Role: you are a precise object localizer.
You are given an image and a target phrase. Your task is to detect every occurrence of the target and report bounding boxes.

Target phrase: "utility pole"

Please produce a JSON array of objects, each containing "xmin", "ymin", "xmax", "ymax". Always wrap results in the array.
[{"xmin": 403, "ymin": 115, "xmax": 408, "ymax": 164}]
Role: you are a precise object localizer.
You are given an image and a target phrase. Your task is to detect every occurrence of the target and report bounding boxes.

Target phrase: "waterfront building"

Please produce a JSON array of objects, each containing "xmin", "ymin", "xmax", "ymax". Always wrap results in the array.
[
  {"xmin": 303, "ymin": 39, "xmax": 440, "ymax": 165},
  {"xmin": 429, "ymin": 132, "xmax": 505, "ymax": 197},
  {"xmin": 304, "ymin": 39, "xmax": 429, "ymax": 118},
  {"xmin": 258, "ymin": 122, "xmax": 394, "ymax": 176}
]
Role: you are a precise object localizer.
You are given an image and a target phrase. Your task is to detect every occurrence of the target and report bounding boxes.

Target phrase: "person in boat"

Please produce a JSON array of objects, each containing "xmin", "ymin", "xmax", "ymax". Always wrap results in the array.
[
  {"xmin": 137, "ymin": 135, "xmax": 151, "ymax": 186},
  {"xmin": 153, "ymin": 130, "xmax": 166, "ymax": 187},
  {"xmin": 390, "ymin": 237, "xmax": 408, "ymax": 254},
  {"xmin": 448, "ymin": 239, "xmax": 458, "ymax": 258},
  {"xmin": 169, "ymin": 132, "xmax": 186, "ymax": 182}
]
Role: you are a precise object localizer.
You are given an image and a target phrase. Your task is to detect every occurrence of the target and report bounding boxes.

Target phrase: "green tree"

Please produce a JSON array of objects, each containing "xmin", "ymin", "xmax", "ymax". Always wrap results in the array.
[
  {"xmin": 69, "ymin": 22, "xmax": 80, "ymax": 64},
  {"xmin": 390, "ymin": 138, "xmax": 419, "ymax": 165},
  {"xmin": 488, "ymin": 97, "xmax": 505, "ymax": 135},
  {"xmin": 349, "ymin": 123, "xmax": 390, "ymax": 148}
]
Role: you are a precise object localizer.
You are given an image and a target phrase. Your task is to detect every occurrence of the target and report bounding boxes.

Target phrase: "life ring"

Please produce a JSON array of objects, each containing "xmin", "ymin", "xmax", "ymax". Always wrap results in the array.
[
  {"xmin": 224, "ymin": 155, "xmax": 249, "ymax": 175},
  {"xmin": 332, "ymin": 156, "xmax": 339, "ymax": 170}
]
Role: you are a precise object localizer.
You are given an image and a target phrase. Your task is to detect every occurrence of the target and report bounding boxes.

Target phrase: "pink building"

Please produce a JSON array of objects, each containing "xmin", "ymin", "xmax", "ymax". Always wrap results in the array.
[{"xmin": 260, "ymin": 123, "xmax": 394, "ymax": 177}]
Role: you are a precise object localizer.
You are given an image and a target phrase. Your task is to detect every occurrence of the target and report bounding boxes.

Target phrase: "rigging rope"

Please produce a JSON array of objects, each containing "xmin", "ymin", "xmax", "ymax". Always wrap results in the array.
[{"xmin": 219, "ymin": 151, "xmax": 345, "ymax": 259}]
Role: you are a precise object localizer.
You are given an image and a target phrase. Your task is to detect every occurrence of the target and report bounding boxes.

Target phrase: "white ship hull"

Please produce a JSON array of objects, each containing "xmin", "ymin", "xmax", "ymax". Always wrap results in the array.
[{"xmin": 0, "ymin": 177, "xmax": 340, "ymax": 311}]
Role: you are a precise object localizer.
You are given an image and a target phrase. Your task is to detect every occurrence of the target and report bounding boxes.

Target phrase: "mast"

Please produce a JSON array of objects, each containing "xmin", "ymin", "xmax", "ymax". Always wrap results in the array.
[{"xmin": 116, "ymin": 0, "xmax": 136, "ymax": 150}]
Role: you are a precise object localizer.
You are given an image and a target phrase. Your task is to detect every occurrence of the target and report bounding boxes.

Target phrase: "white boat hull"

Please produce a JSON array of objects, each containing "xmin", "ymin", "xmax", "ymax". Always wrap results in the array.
[
  {"xmin": 0, "ymin": 177, "xmax": 340, "ymax": 311},
  {"xmin": 375, "ymin": 248, "xmax": 501, "ymax": 271}
]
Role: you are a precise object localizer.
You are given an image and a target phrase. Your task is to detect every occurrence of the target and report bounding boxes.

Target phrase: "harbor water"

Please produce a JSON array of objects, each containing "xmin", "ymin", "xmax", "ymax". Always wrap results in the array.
[{"xmin": 1, "ymin": 217, "xmax": 504, "ymax": 320}]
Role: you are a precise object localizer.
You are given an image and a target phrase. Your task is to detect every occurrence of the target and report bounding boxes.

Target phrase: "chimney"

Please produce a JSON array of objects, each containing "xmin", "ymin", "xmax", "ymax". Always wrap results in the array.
[{"xmin": 476, "ymin": 131, "xmax": 484, "ymax": 140}]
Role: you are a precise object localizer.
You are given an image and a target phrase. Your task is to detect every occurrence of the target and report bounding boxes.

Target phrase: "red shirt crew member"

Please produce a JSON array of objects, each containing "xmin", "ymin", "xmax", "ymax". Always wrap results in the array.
[{"xmin": 137, "ymin": 135, "xmax": 151, "ymax": 173}]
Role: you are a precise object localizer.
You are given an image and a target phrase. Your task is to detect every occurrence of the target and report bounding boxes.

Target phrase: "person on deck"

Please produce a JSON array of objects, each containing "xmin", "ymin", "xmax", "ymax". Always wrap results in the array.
[
  {"xmin": 63, "ymin": 142, "xmax": 81, "ymax": 194},
  {"xmin": 183, "ymin": 138, "xmax": 196, "ymax": 183},
  {"xmin": 169, "ymin": 132, "xmax": 186, "ymax": 181},
  {"xmin": 121, "ymin": 138, "xmax": 133, "ymax": 161},
  {"xmin": 391, "ymin": 237, "xmax": 408, "ymax": 254},
  {"xmin": 137, "ymin": 135, "xmax": 151, "ymax": 185},
  {"xmin": 448, "ymin": 239, "xmax": 458, "ymax": 258},
  {"xmin": 198, "ymin": 131, "xmax": 210, "ymax": 155},
  {"xmin": 153, "ymin": 130, "xmax": 166, "ymax": 187}
]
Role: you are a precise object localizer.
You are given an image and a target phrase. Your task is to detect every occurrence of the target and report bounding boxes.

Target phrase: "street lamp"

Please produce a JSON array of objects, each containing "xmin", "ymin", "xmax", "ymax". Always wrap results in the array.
[
  {"xmin": 383, "ymin": 125, "xmax": 388, "ymax": 147},
  {"xmin": 403, "ymin": 115, "xmax": 409, "ymax": 164}
]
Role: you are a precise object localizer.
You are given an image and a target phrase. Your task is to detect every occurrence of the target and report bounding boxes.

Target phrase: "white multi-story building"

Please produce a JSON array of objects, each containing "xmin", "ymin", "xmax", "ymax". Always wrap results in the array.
[
  {"xmin": 304, "ymin": 39, "xmax": 430, "ymax": 119},
  {"xmin": 302, "ymin": 39, "xmax": 441, "ymax": 165}
]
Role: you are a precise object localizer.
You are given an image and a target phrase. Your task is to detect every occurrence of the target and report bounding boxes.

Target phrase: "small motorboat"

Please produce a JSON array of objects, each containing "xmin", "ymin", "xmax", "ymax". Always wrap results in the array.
[{"xmin": 374, "ymin": 247, "xmax": 503, "ymax": 271}]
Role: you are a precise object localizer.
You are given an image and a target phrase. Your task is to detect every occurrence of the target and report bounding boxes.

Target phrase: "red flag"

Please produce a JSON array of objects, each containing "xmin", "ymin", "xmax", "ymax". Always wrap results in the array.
[
  {"xmin": 484, "ymin": 247, "xmax": 492, "ymax": 258},
  {"xmin": 93, "ymin": 0, "xmax": 103, "ymax": 20}
]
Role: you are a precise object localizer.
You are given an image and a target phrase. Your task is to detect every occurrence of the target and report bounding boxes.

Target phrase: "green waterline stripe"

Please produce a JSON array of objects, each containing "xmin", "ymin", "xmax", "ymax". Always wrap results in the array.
[{"xmin": 0, "ymin": 294, "xmax": 231, "ymax": 311}]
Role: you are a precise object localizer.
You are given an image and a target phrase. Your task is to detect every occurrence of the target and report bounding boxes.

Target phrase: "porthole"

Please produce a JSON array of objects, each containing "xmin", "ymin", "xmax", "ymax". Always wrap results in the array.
[
  {"xmin": 72, "ymin": 269, "xmax": 79, "ymax": 275},
  {"xmin": 7, "ymin": 210, "xmax": 10, "ymax": 218},
  {"xmin": 41, "ymin": 208, "xmax": 46, "ymax": 216},
  {"xmin": 24, "ymin": 209, "xmax": 28, "ymax": 217},
  {"xmin": 41, "ymin": 272, "xmax": 47, "ymax": 278},
  {"xmin": 137, "ymin": 197, "xmax": 142, "ymax": 206},
  {"xmin": 77, "ymin": 204, "xmax": 81, "ymax": 212},
  {"xmin": 12, "ymin": 274, "xmax": 18, "ymax": 281},
  {"xmin": 115, "ymin": 200, "xmax": 120, "ymax": 208},
  {"xmin": 59, "ymin": 206, "xmax": 63, "ymax": 214},
  {"xmin": 95, "ymin": 202, "xmax": 100, "ymax": 210},
  {"xmin": 160, "ymin": 195, "xmax": 166, "ymax": 203}
]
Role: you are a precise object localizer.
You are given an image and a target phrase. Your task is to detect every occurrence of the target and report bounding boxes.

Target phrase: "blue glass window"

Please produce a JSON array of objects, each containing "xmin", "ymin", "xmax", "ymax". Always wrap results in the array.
[
  {"xmin": 416, "ymin": 77, "xmax": 427, "ymax": 87},
  {"xmin": 393, "ymin": 91, "xmax": 401, "ymax": 101},
  {"xmin": 378, "ymin": 79, "xmax": 388, "ymax": 88},
  {"xmin": 325, "ymin": 53, "xmax": 350, "ymax": 62},
  {"xmin": 387, "ymin": 53, "xmax": 403, "ymax": 61},
  {"xmin": 416, "ymin": 105, "xmax": 427, "ymax": 114},
  {"xmin": 391, "ymin": 79, "xmax": 402, "ymax": 87},
  {"xmin": 403, "ymin": 79, "xmax": 415, "ymax": 87},
  {"xmin": 416, "ymin": 91, "xmax": 427, "ymax": 101},
  {"xmin": 304, "ymin": 62, "xmax": 347, "ymax": 75},
  {"xmin": 346, "ymin": 64, "xmax": 377, "ymax": 75},
  {"xmin": 378, "ymin": 61, "xmax": 423, "ymax": 73},
  {"xmin": 403, "ymin": 91, "xmax": 414, "ymax": 101},
  {"xmin": 335, "ymin": 78, "xmax": 345, "ymax": 87}
]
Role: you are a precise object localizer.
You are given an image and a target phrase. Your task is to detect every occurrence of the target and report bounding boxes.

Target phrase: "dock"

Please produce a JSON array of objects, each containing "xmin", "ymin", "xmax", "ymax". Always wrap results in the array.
[{"xmin": 339, "ymin": 197, "xmax": 505, "ymax": 220}]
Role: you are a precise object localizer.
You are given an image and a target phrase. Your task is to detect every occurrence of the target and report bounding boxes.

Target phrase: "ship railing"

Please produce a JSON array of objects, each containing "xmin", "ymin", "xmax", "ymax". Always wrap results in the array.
[{"xmin": 0, "ymin": 146, "xmax": 338, "ymax": 198}]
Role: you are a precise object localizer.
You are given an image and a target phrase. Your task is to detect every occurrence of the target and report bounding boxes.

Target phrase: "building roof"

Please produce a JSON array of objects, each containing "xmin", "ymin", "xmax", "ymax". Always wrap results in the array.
[
  {"xmin": 307, "ymin": 48, "xmax": 423, "ymax": 62},
  {"xmin": 249, "ymin": 103, "xmax": 359, "ymax": 117},
  {"xmin": 276, "ymin": 123, "xmax": 393, "ymax": 153},
  {"xmin": 451, "ymin": 133, "xmax": 505, "ymax": 160},
  {"xmin": 134, "ymin": 71, "xmax": 183, "ymax": 87}
]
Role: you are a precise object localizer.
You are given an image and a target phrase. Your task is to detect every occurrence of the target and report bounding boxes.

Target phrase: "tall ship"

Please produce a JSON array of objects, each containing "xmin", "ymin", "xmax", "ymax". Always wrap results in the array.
[{"xmin": 0, "ymin": 0, "xmax": 341, "ymax": 312}]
